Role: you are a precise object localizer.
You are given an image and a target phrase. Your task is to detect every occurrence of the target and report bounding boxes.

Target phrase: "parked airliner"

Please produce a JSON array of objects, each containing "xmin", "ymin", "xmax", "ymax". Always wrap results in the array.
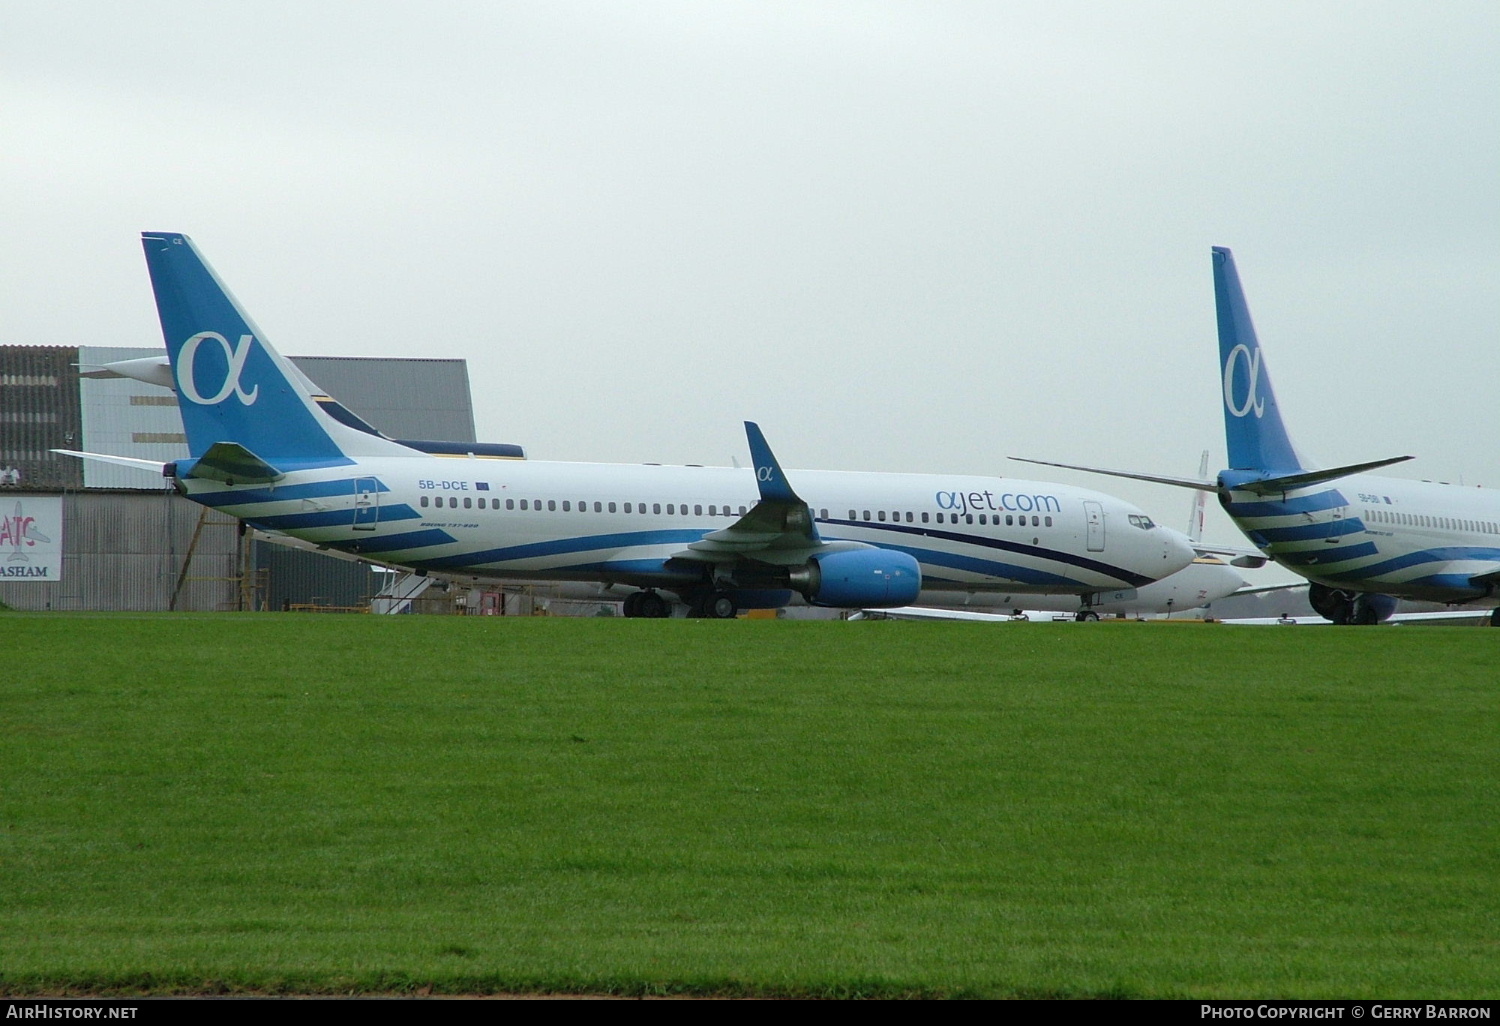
[
  {"xmin": 1016, "ymin": 246, "xmax": 1500, "ymax": 625},
  {"xmin": 58, "ymin": 232, "xmax": 1194, "ymax": 618}
]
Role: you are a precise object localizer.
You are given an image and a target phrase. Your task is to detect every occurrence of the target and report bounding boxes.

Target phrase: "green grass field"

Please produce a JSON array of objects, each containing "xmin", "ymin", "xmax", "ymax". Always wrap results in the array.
[{"xmin": 0, "ymin": 614, "xmax": 1495, "ymax": 998}]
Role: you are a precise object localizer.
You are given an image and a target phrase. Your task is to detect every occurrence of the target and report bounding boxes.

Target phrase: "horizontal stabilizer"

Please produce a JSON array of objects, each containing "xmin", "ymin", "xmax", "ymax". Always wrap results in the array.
[
  {"xmin": 51, "ymin": 449, "xmax": 168, "ymax": 477},
  {"xmin": 1229, "ymin": 456, "xmax": 1414, "ymax": 495},
  {"xmin": 1008, "ymin": 457, "xmax": 1217, "ymax": 492},
  {"xmin": 183, "ymin": 442, "xmax": 285, "ymax": 485},
  {"xmin": 1188, "ymin": 541, "xmax": 1270, "ymax": 568}
]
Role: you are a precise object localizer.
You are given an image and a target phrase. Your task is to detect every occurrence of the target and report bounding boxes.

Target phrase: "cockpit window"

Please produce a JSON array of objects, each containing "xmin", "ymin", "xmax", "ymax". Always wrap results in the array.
[{"xmin": 1128, "ymin": 514, "xmax": 1155, "ymax": 530}]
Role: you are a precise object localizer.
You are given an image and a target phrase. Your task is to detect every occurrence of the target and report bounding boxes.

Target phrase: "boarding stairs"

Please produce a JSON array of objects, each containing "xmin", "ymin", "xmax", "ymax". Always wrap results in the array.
[{"xmin": 371, "ymin": 572, "xmax": 434, "ymax": 614}]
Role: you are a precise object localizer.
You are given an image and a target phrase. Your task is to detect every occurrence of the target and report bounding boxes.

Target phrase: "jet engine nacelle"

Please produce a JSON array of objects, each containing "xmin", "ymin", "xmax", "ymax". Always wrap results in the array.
[{"xmin": 788, "ymin": 549, "xmax": 922, "ymax": 608}]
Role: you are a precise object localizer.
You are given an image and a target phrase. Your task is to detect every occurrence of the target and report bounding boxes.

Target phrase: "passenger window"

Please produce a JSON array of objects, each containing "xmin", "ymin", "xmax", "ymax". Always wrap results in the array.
[
  {"xmin": 935, "ymin": 513, "xmax": 944, "ymax": 524},
  {"xmin": 640, "ymin": 504, "xmax": 647, "ymax": 514},
  {"xmin": 1006, "ymin": 515, "xmax": 1013, "ymax": 526},
  {"xmin": 463, "ymin": 497, "xmax": 472, "ymax": 509},
  {"xmin": 506, "ymin": 499, "xmax": 515, "ymax": 510},
  {"xmin": 593, "ymin": 501, "xmax": 601, "ymax": 512},
  {"xmin": 667, "ymin": 504, "xmax": 675, "ymax": 515},
  {"xmin": 878, "ymin": 511, "xmax": 886, "ymax": 522},
  {"xmin": 979, "ymin": 514, "xmax": 987, "ymax": 525},
  {"xmin": 419, "ymin": 496, "xmax": 428, "ymax": 508},
  {"xmin": 694, "ymin": 504, "xmax": 702, "ymax": 516},
  {"xmin": 447, "ymin": 497, "xmax": 456, "ymax": 508},
  {"xmin": 848, "ymin": 509, "xmax": 857, "ymax": 520},
  {"xmin": 863, "ymin": 510, "xmax": 871, "ymax": 521},
  {"xmin": 561, "ymin": 500, "xmax": 569, "ymax": 511},
  {"xmin": 624, "ymin": 502, "xmax": 633, "ymax": 513},
  {"xmin": 966, "ymin": 514, "xmax": 974, "ymax": 525},
  {"xmin": 653, "ymin": 503, "xmax": 661, "ymax": 514},
  {"xmin": 708, "ymin": 505, "xmax": 716, "ymax": 516},
  {"xmin": 921, "ymin": 512, "xmax": 929, "ymax": 523},
  {"xmin": 739, "ymin": 505, "xmax": 747, "ymax": 515},
  {"xmin": 520, "ymin": 499, "xmax": 528, "ymax": 510},
  {"xmin": 1031, "ymin": 516, "xmax": 1039, "ymax": 527},
  {"xmin": 1045, "ymin": 516, "xmax": 1052, "ymax": 527},
  {"xmin": 905, "ymin": 512, "xmax": 913, "ymax": 523},
  {"xmin": 547, "ymin": 500, "xmax": 556, "ymax": 511}
]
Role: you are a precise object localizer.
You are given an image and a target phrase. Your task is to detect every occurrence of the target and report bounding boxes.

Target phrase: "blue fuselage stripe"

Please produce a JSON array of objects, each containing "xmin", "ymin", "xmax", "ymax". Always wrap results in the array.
[
  {"xmin": 1254, "ymin": 518, "xmax": 1366, "ymax": 544},
  {"xmin": 195, "ymin": 478, "xmax": 388, "ymax": 507},
  {"xmin": 246, "ymin": 504, "xmax": 421, "ymax": 531},
  {"xmin": 822, "ymin": 519, "xmax": 1153, "ymax": 587},
  {"xmin": 1223, "ymin": 489, "xmax": 1346, "ymax": 518},
  {"xmin": 413, "ymin": 528, "xmax": 711, "ymax": 570}
]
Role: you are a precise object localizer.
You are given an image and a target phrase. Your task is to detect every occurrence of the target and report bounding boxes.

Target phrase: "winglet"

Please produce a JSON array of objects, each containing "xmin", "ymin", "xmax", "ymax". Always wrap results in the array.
[{"xmin": 744, "ymin": 421, "xmax": 801, "ymax": 503}]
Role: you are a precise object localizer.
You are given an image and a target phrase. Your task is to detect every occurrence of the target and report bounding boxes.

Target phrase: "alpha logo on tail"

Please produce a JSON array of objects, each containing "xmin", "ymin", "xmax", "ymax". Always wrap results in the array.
[
  {"xmin": 177, "ymin": 331, "xmax": 260, "ymax": 406},
  {"xmin": 142, "ymin": 231, "xmax": 417, "ymax": 468},
  {"xmin": 1222, "ymin": 342, "xmax": 1265, "ymax": 419}
]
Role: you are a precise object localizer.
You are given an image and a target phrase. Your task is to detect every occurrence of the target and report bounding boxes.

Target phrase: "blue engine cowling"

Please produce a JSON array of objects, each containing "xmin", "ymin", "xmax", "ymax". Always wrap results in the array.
[{"xmin": 795, "ymin": 549, "xmax": 922, "ymax": 608}]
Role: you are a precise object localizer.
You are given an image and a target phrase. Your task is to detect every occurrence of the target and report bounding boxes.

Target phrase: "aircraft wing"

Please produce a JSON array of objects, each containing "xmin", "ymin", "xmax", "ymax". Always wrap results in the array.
[
  {"xmin": 850, "ymin": 606, "xmax": 1023, "ymax": 623},
  {"xmin": 670, "ymin": 422, "xmax": 837, "ymax": 564},
  {"xmin": 1008, "ymin": 456, "xmax": 1216, "ymax": 492},
  {"xmin": 52, "ymin": 449, "xmax": 168, "ymax": 476},
  {"xmin": 1190, "ymin": 541, "xmax": 1269, "ymax": 568}
]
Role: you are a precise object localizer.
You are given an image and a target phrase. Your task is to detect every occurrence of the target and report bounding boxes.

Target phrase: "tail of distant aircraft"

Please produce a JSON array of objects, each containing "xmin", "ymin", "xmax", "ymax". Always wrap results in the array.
[
  {"xmin": 1212, "ymin": 246, "xmax": 1306, "ymax": 476},
  {"xmin": 140, "ymin": 232, "xmax": 412, "ymax": 481},
  {"xmin": 1008, "ymin": 247, "xmax": 1411, "ymax": 497},
  {"xmin": 1211, "ymin": 246, "xmax": 1411, "ymax": 494}
]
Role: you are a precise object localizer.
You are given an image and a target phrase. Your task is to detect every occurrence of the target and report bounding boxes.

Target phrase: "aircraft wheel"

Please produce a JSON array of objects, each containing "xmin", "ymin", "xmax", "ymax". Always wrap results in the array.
[
  {"xmin": 706, "ymin": 592, "xmax": 738, "ymax": 619},
  {"xmin": 1490, "ymin": 606, "xmax": 1500, "ymax": 627},
  {"xmin": 622, "ymin": 592, "xmax": 643, "ymax": 618},
  {"xmin": 1075, "ymin": 610, "xmax": 1100, "ymax": 623},
  {"xmin": 638, "ymin": 591, "xmax": 669, "ymax": 619},
  {"xmin": 1351, "ymin": 595, "xmax": 1380, "ymax": 626}
]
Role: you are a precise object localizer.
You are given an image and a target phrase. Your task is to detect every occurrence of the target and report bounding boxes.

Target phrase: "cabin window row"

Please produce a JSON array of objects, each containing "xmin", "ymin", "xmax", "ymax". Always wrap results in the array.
[
  {"xmin": 848, "ymin": 509, "xmax": 1052, "ymax": 528},
  {"xmin": 418, "ymin": 495, "xmax": 753, "ymax": 516},
  {"xmin": 1366, "ymin": 508, "xmax": 1499, "ymax": 534}
]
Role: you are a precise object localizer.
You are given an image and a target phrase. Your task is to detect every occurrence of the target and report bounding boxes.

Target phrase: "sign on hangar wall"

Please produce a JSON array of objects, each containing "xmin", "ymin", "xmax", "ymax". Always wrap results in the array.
[{"xmin": 0, "ymin": 496, "xmax": 63, "ymax": 580}]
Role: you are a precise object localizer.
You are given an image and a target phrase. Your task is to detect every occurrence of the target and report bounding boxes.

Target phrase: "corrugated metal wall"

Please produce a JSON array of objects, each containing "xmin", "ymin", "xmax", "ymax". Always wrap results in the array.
[
  {"xmin": 256, "ymin": 544, "xmax": 380, "ymax": 611},
  {"xmin": 77, "ymin": 345, "xmax": 189, "ymax": 490},
  {"xmin": 0, "ymin": 346, "xmax": 83, "ymax": 490},
  {"xmin": 0, "ymin": 491, "xmax": 240, "ymax": 611}
]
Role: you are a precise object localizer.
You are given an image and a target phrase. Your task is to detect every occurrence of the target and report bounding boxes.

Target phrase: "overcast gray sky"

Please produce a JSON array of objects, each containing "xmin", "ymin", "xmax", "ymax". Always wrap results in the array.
[{"xmin": 3, "ymin": 2, "xmax": 1496, "ymax": 566}]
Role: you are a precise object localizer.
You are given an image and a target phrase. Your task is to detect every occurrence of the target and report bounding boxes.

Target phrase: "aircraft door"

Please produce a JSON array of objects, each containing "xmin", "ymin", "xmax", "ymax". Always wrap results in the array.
[
  {"xmin": 1084, "ymin": 501, "xmax": 1105, "ymax": 552},
  {"xmin": 353, "ymin": 477, "xmax": 379, "ymax": 531}
]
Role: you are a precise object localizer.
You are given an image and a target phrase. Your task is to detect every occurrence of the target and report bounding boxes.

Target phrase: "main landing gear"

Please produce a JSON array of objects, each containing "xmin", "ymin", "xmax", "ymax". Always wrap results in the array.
[
  {"xmin": 688, "ymin": 590, "xmax": 738, "ymax": 619},
  {"xmin": 621, "ymin": 590, "xmax": 670, "ymax": 618},
  {"xmin": 1074, "ymin": 610, "xmax": 1100, "ymax": 622}
]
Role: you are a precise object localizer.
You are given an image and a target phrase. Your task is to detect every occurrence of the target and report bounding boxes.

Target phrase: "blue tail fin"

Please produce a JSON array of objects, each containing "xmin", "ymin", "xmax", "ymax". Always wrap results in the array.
[
  {"xmin": 1212, "ymin": 246, "xmax": 1305, "ymax": 475},
  {"xmin": 141, "ymin": 232, "xmax": 408, "ymax": 467}
]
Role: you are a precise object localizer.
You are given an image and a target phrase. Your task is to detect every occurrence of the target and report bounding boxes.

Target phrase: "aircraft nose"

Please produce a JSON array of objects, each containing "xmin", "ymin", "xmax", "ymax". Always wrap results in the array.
[{"xmin": 1159, "ymin": 527, "xmax": 1197, "ymax": 574}]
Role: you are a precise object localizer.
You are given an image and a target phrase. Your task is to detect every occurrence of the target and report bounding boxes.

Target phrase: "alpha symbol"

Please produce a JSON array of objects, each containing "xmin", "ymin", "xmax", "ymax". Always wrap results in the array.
[
  {"xmin": 1222, "ymin": 343, "xmax": 1264, "ymax": 418},
  {"xmin": 177, "ymin": 332, "xmax": 260, "ymax": 406},
  {"xmin": 757, "ymin": 466, "xmax": 775, "ymax": 482}
]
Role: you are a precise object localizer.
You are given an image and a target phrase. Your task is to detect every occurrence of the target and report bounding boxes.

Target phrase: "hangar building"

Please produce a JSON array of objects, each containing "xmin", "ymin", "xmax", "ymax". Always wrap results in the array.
[{"xmin": 0, "ymin": 345, "xmax": 479, "ymax": 612}]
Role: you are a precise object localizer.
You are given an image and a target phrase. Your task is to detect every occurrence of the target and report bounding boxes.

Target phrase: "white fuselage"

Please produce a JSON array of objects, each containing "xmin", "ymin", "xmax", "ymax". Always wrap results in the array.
[
  {"xmin": 1222, "ymin": 473, "xmax": 1500, "ymax": 602},
  {"xmin": 917, "ymin": 556, "xmax": 1244, "ymax": 616},
  {"xmin": 183, "ymin": 456, "xmax": 1195, "ymax": 599}
]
